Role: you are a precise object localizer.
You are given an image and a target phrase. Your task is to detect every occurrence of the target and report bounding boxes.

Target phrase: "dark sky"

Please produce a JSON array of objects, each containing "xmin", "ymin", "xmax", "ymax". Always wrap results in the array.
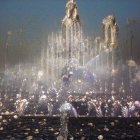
[{"xmin": 0, "ymin": 0, "xmax": 140, "ymax": 67}]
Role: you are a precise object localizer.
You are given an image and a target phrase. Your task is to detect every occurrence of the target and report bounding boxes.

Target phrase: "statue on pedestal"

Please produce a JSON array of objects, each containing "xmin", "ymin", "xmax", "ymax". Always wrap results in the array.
[
  {"xmin": 62, "ymin": 0, "xmax": 80, "ymax": 26},
  {"xmin": 102, "ymin": 15, "xmax": 119, "ymax": 49},
  {"xmin": 62, "ymin": 0, "xmax": 82, "ymax": 61}
]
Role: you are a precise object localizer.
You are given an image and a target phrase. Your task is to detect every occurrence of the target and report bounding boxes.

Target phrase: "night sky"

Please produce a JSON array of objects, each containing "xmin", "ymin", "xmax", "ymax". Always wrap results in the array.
[{"xmin": 0, "ymin": 0, "xmax": 140, "ymax": 67}]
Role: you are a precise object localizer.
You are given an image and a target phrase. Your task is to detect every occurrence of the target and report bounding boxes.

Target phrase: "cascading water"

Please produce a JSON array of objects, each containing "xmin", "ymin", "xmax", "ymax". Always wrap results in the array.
[
  {"xmin": 44, "ymin": 0, "xmax": 93, "ymax": 88},
  {"xmin": 0, "ymin": 0, "xmax": 122, "ymax": 117}
]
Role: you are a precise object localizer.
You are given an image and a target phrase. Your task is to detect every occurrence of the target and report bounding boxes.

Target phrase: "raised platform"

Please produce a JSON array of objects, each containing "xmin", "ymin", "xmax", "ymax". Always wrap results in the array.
[{"xmin": 0, "ymin": 115, "xmax": 140, "ymax": 140}]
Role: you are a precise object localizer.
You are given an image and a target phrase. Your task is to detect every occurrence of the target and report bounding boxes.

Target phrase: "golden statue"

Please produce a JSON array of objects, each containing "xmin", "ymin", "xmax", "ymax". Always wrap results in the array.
[
  {"xmin": 102, "ymin": 15, "xmax": 119, "ymax": 49},
  {"xmin": 61, "ymin": 0, "xmax": 82, "ymax": 60},
  {"xmin": 62, "ymin": 0, "xmax": 80, "ymax": 26}
]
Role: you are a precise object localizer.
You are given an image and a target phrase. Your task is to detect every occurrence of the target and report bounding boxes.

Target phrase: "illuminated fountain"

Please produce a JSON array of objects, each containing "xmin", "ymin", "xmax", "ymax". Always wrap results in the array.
[
  {"xmin": 40, "ymin": 0, "xmax": 119, "ymax": 94},
  {"xmin": 0, "ymin": 0, "xmax": 122, "ymax": 118},
  {"xmin": 44, "ymin": 0, "xmax": 84, "ymax": 85}
]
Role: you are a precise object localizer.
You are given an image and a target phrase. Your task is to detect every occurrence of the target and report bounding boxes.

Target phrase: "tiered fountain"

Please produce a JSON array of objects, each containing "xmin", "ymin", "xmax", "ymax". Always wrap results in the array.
[{"xmin": 40, "ymin": 0, "xmax": 119, "ymax": 94}]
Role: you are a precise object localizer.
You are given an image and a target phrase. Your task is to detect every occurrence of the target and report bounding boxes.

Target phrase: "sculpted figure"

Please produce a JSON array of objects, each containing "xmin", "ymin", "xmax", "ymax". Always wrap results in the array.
[
  {"xmin": 102, "ymin": 15, "xmax": 119, "ymax": 49},
  {"xmin": 62, "ymin": 0, "xmax": 80, "ymax": 26}
]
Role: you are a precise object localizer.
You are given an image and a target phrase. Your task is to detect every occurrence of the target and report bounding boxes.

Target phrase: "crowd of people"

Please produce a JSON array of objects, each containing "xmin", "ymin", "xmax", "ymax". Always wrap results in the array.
[
  {"xmin": 0, "ymin": 85, "xmax": 140, "ymax": 117},
  {"xmin": 56, "ymin": 93, "xmax": 140, "ymax": 118},
  {"xmin": 0, "ymin": 66, "xmax": 140, "ymax": 118}
]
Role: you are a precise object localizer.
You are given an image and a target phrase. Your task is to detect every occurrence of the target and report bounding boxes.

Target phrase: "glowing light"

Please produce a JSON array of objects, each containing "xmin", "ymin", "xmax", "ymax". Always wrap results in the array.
[
  {"xmin": 112, "ymin": 96, "xmax": 115, "ymax": 101},
  {"xmin": 40, "ymin": 95, "xmax": 47, "ymax": 100},
  {"xmin": 7, "ymin": 31, "xmax": 12, "ymax": 36},
  {"xmin": 13, "ymin": 115, "xmax": 18, "ymax": 119},
  {"xmin": 111, "ymin": 69, "xmax": 118, "ymax": 76},
  {"xmin": 122, "ymin": 89, "xmax": 125, "ymax": 93},
  {"xmin": 78, "ymin": 79, "xmax": 82, "ymax": 83},
  {"xmin": 128, "ymin": 59, "xmax": 137, "ymax": 67},
  {"xmin": 0, "ymin": 127, "xmax": 3, "ymax": 131},
  {"xmin": 98, "ymin": 135, "xmax": 103, "ymax": 140},
  {"xmin": 38, "ymin": 71, "xmax": 44, "ymax": 79}
]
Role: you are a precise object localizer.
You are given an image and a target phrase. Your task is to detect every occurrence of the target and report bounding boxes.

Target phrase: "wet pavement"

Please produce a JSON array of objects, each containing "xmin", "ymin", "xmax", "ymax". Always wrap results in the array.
[{"xmin": 0, "ymin": 115, "xmax": 140, "ymax": 140}]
